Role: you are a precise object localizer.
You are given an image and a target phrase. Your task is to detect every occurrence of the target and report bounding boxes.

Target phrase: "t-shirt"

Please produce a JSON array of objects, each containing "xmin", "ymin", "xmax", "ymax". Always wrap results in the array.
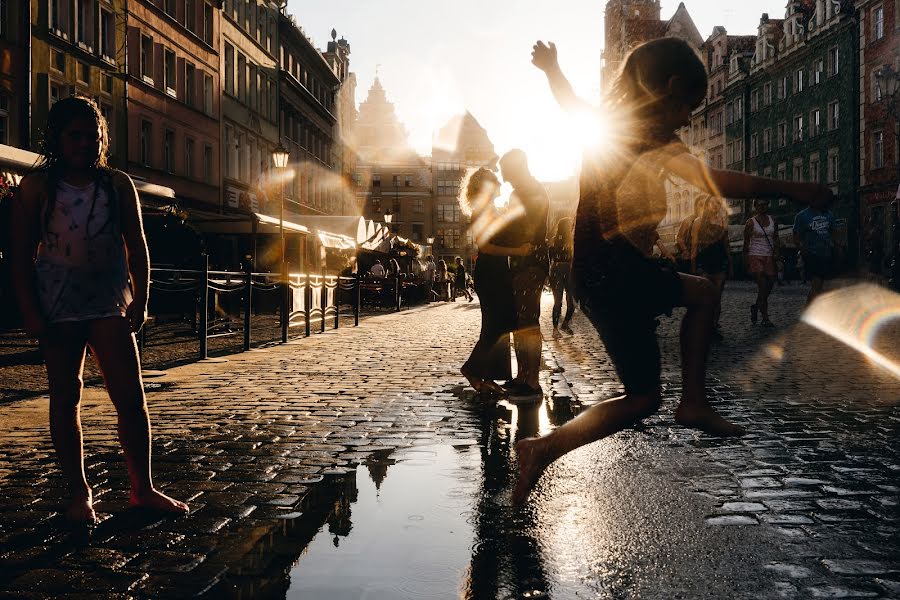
[
  {"xmin": 793, "ymin": 208, "xmax": 835, "ymax": 257},
  {"xmin": 369, "ymin": 263, "xmax": 385, "ymax": 276}
]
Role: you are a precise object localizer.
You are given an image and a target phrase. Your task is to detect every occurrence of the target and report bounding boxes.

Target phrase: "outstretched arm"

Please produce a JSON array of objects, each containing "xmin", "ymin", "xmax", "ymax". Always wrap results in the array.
[
  {"xmin": 532, "ymin": 41, "xmax": 592, "ymax": 113},
  {"xmin": 666, "ymin": 153, "xmax": 833, "ymax": 207}
]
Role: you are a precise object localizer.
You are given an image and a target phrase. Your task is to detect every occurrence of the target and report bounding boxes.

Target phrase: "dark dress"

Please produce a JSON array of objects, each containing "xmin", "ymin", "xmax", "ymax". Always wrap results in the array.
[{"xmin": 462, "ymin": 221, "xmax": 517, "ymax": 381}]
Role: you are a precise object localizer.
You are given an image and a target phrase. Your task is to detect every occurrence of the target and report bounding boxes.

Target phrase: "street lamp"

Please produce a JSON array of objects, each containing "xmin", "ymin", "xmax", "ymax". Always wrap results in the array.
[
  {"xmin": 272, "ymin": 143, "xmax": 290, "ymax": 342},
  {"xmin": 384, "ymin": 210, "xmax": 393, "ymax": 225},
  {"xmin": 426, "ymin": 236, "xmax": 435, "ymax": 245}
]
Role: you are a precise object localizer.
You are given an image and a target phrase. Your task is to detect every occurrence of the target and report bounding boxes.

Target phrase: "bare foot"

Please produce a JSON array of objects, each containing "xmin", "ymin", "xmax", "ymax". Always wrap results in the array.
[
  {"xmin": 129, "ymin": 489, "xmax": 190, "ymax": 514},
  {"xmin": 480, "ymin": 380, "xmax": 507, "ymax": 396},
  {"xmin": 65, "ymin": 494, "xmax": 98, "ymax": 524},
  {"xmin": 512, "ymin": 436, "xmax": 551, "ymax": 506},
  {"xmin": 675, "ymin": 403, "xmax": 746, "ymax": 437},
  {"xmin": 461, "ymin": 366, "xmax": 486, "ymax": 393}
]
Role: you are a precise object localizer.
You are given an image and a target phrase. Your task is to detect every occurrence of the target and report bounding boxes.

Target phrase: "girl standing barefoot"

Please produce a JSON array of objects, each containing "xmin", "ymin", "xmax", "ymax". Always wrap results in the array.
[{"xmin": 10, "ymin": 97, "xmax": 188, "ymax": 522}]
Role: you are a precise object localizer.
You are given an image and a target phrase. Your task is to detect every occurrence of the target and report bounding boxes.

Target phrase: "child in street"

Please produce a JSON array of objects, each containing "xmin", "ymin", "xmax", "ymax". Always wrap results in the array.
[
  {"xmin": 10, "ymin": 97, "xmax": 188, "ymax": 522},
  {"xmin": 513, "ymin": 38, "xmax": 833, "ymax": 504}
]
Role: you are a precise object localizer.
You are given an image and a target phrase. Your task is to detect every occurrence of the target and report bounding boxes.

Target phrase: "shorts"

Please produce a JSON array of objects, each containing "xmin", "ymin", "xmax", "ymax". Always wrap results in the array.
[
  {"xmin": 805, "ymin": 253, "xmax": 833, "ymax": 280},
  {"xmin": 511, "ymin": 266, "xmax": 547, "ymax": 328},
  {"xmin": 576, "ymin": 248, "xmax": 683, "ymax": 395},
  {"xmin": 748, "ymin": 255, "xmax": 776, "ymax": 276}
]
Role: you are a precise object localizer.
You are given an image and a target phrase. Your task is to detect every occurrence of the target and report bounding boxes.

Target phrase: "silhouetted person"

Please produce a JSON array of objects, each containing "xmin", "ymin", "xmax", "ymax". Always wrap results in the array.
[
  {"xmin": 690, "ymin": 195, "xmax": 731, "ymax": 339},
  {"xmin": 513, "ymin": 37, "xmax": 834, "ymax": 504},
  {"xmin": 454, "ymin": 256, "xmax": 473, "ymax": 302},
  {"xmin": 794, "ymin": 194, "xmax": 839, "ymax": 304},
  {"xmin": 549, "ymin": 217, "xmax": 576, "ymax": 336},
  {"xmin": 499, "ymin": 150, "xmax": 550, "ymax": 398},
  {"xmin": 459, "ymin": 168, "xmax": 532, "ymax": 395},
  {"xmin": 10, "ymin": 97, "xmax": 189, "ymax": 522},
  {"xmin": 743, "ymin": 198, "xmax": 780, "ymax": 327}
]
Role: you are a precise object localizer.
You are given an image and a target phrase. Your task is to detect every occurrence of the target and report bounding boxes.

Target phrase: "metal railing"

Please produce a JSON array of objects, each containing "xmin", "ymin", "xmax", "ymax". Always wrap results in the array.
[{"xmin": 140, "ymin": 256, "xmax": 362, "ymax": 362}]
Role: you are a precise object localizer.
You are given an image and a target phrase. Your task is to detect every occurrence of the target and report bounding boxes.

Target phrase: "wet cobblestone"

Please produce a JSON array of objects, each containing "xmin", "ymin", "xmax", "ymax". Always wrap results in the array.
[{"xmin": 0, "ymin": 282, "xmax": 897, "ymax": 598}]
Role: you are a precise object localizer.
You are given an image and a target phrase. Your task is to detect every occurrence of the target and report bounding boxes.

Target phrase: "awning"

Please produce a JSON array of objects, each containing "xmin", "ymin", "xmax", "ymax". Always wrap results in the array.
[
  {"xmin": 185, "ymin": 209, "xmax": 310, "ymax": 236},
  {"xmin": 318, "ymin": 231, "xmax": 356, "ymax": 250}
]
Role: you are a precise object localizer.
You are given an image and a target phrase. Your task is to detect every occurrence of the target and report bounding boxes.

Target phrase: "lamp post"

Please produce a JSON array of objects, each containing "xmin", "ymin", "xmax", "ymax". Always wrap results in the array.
[
  {"xmin": 384, "ymin": 209, "xmax": 393, "ymax": 225},
  {"xmin": 272, "ymin": 143, "xmax": 290, "ymax": 341}
]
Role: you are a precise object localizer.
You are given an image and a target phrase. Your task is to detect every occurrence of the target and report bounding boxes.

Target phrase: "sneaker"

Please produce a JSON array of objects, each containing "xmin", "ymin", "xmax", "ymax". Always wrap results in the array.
[
  {"xmin": 506, "ymin": 382, "xmax": 544, "ymax": 400},
  {"xmin": 561, "ymin": 323, "xmax": 574, "ymax": 335},
  {"xmin": 761, "ymin": 319, "xmax": 775, "ymax": 328},
  {"xmin": 750, "ymin": 303, "xmax": 758, "ymax": 324}
]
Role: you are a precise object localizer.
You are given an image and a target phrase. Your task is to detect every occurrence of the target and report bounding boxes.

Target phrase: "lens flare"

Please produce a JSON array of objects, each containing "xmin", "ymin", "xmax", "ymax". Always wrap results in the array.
[{"xmin": 801, "ymin": 283, "xmax": 900, "ymax": 378}]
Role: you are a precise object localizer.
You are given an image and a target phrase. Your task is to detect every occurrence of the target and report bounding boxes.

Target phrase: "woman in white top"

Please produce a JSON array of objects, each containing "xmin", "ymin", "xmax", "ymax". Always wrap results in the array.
[{"xmin": 743, "ymin": 198, "xmax": 780, "ymax": 327}]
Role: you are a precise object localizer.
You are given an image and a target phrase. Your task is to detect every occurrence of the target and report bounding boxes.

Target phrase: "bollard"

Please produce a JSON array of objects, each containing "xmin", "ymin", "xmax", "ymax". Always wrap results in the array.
[
  {"xmin": 199, "ymin": 254, "xmax": 209, "ymax": 360},
  {"xmin": 394, "ymin": 275, "xmax": 401, "ymax": 312},
  {"xmin": 243, "ymin": 266, "xmax": 252, "ymax": 351},
  {"xmin": 304, "ymin": 275, "xmax": 311, "ymax": 337},
  {"xmin": 335, "ymin": 277, "xmax": 341, "ymax": 330},
  {"xmin": 281, "ymin": 270, "xmax": 289, "ymax": 343},
  {"xmin": 321, "ymin": 273, "xmax": 327, "ymax": 333},
  {"xmin": 354, "ymin": 274, "xmax": 360, "ymax": 327}
]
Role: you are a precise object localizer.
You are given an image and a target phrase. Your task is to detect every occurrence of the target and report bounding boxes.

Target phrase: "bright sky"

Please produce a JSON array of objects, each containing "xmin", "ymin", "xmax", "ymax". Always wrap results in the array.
[{"xmin": 288, "ymin": 0, "xmax": 788, "ymax": 181}]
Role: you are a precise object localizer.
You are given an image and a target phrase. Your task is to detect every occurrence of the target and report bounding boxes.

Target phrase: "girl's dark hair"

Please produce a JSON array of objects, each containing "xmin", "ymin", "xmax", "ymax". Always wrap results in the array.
[
  {"xmin": 459, "ymin": 167, "xmax": 500, "ymax": 217},
  {"xmin": 606, "ymin": 37, "xmax": 707, "ymax": 123},
  {"xmin": 32, "ymin": 96, "xmax": 114, "ymax": 231}
]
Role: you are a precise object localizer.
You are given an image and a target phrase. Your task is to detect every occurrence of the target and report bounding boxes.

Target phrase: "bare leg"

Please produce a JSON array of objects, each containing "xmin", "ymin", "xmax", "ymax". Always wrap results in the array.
[
  {"xmin": 760, "ymin": 274, "xmax": 776, "ymax": 323},
  {"xmin": 87, "ymin": 317, "xmax": 188, "ymax": 514},
  {"xmin": 673, "ymin": 274, "xmax": 745, "ymax": 436},
  {"xmin": 42, "ymin": 324, "xmax": 95, "ymax": 522},
  {"xmin": 708, "ymin": 272, "xmax": 726, "ymax": 328},
  {"xmin": 513, "ymin": 391, "xmax": 662, "ymax": 504}
]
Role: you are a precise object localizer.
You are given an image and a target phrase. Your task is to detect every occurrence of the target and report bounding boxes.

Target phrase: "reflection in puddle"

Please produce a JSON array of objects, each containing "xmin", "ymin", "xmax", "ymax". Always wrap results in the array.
[
  {"xmin": 286, "ymin": 394, "xmax": 585, "ymax": 600},
  {"xmin": 287, "ymin": 445, "xmax": 481, "ymax": 599}
]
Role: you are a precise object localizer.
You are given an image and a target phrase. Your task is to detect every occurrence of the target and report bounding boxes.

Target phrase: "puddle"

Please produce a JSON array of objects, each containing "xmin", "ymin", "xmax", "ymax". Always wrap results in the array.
[{"xmin": 286, "ymin": 445, "xmax": 481, "ymax": 599}]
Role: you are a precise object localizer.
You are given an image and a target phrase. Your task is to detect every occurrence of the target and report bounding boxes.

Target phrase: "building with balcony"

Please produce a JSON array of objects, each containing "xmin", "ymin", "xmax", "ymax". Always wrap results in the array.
[{"xmin": 0, "ymin": 1, "xmax": 31, "ymax": 151}]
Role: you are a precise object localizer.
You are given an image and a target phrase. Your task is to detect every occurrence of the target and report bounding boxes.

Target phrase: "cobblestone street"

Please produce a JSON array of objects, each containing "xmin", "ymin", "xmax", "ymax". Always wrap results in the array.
[{"xmin": 0, "ymin": 282, "xmax": 898, "ymax": 599}]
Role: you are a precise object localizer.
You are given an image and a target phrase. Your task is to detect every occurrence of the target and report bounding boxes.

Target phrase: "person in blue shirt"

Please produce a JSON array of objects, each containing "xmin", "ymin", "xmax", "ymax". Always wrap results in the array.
[{"xmin": 793, "ymin": 196, "xmax": 838, "ymax": 304}]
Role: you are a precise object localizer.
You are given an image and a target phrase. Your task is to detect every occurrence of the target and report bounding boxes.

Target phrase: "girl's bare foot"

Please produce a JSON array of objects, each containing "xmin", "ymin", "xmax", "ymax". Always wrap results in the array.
[
  {"xmin": 129, "ymin": 489, "xmax": 189, "ymax": 514},
  {"xmin": 65, "ymin": 493, "xmax": 98, "ymax": 523},
  {"xmin": 480, "ymin": 380, "xmax": 507, "ymax": 396},
  {"xmin": 675, "ymin": 403, "xmax": 745, "ymax": 437},
  {"xmin": 461, "ymin": 366, "xmax": 486, "ymax": 393},
  {"xmin": 512, "ymin": 436, "xmax": 551, "ymax": 505}
]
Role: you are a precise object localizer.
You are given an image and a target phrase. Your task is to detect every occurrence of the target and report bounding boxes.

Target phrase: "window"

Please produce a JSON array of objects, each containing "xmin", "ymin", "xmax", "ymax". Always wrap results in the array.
[
  {"xmin": 52, "ymin": 49, "xmax": 65, "ymax": 72},
  {"xmin": 405, "ymin": 175, "xmax": 412, "ymax": 187},
  {"xmin": 828, "ymin": 101, "xmax": 839, "ymax": 130},
  {"xmin": 237, "ymin": 53, "xmax": 246, "ymax": 102},
  {"xmin": 249, "ymin": 63, "xmax": 257, "ymax": 108},
  {"xmin": 185, "ymin": 138, "xmax": 195, "ymax": 178},
  {"xmin": 50, "ymin": 83, "xmax": 62, "ymax": 107},
  {"xmin": 811, "ymin": 108, "xmax": 821, "ymax": 136},
  {"xmin": 763, "ymin": 166, "xmax": 772, "ymax": 178},
  {"xmin": 777, "ymin": 122, "xmax": 787, "ymax": 147},
  {"xmin": 204, "ymin": 145, "xmax": 213, "ymax": 184},
  {"xmin": 204, "ymin": 2, "xmax": 213, "ymax": 44},
  {"xmin": 372, "ymin": 197, "xmax": 382, "ymax": 213},
  {"xmin": 814, "ymin": 59, "xmax": 824, "ymax": 84},
  {"xmin": 438, "ymin": 203, "xmax": 461, "ymax": 223},
  {"xmin": 185, "ymin": 63, "xmax": 196, "ymax": 107},
  {"xmin": 873, "ymin": 6, "xmax": 884, "ymax": 40},
  {"xmin": 793, "ymin": 115, "xmax": 804, "ymax": 142},
  {"xmin": 164, "ymin": 49, "xmax": 176, "ymax": 95},
  {"xmin": 140, "ymin": 35, "xmax": 153, "ymax": 82},
  {"xmin": 795, "ymin": 68, "xmax": 804, "ymax": 92},
  {"xmin": 411, "ymin": 223, "xmax": 423, "ymax": 242},
  {"xmin": 735, "ymin": 140, "xmax": 742, "ymax": 162},
  {"xmin": 827, "ymin": 149, "xmax": 839, "ymax": 183},
  {"xmin": 140, "ymin": 120, "xmax": 152, "ymax": 166},
  {"xmin": 164, "ymin": 0, "xmax": 176, "ymax": 17},
  {"xmin": 204, "ymin": 73, "xmax": 213, "ymax": 116},
  {"xmin": 726, "ymin": 142, "xmax": 734, "ymax": 165},
  {"xmin": 725, "ymin": 102, "xmax": 733, "ymax": 125},
  {"xmin": 763, "ymin": 128, "xmax": 772, "ymax": 153},
  {"xmin": 750, "ymin": 133, "xmax": 759, "ymax": 158},
  {"xmin": 76, "ymin": 0, "xmax": 93, "ymax": 48},
  {"xmin": 763, "ymin": 82, "xmax": 772, "ymax": 105},
  {"xmin": 873, "ymin": 131, "xmax": 884, "ymax": 169},
  {"xmin": 828, "ymin": 47, "xmax": 839, "ymax": 76},
  {"xmin": 792, "ymin": 159, "xmax": 803, "ymax": 182},
  {"xmin": 777, "ymin": 163, "xmax": 786, "ymax": 180},
  {"xmin": 164, "ymin": 129, "xmax": 175, "ymax": 172},
  {"xmin": 224, "ymin": 43, "xmax": 234, "ymax": 95},
  {"xmin": 224, "ymin": 125, "xmax": 233, "ymax": 177},
  {"xmin": 778, "ymin": 76, "xmax": 789, "ymax": 99},
  {"xmin": 102, "ymin": 73, "xmax": 112, "ymax": 94},
  {"xmin": 414, "ymin": 198, "xmax": 424, "ymax": 212},
  {"xmin": 750, "ymin": 89, "xmax": 759, "ymax": 112},
  {"xmin": 372, "ymin": 174, "xmax": 381, "ymax": 187},
  {"xmin": 77, "ymin": 61, "xmax": 89, "ymax": 83},
  {"xmin": 810, "ymin": 154, "xmax": 820, "ymax": 182},
  {"xmin": 392, "ymin": 197, "xmax": 401, "ymax": 214},
  {"xmin": 100, "ymin": 9, "xmax": 114, "ymax": 59},
  {"xmin": 184, "ymin": 0, "xmax": 196, "ymax": 32},
  {"xmin": 392, "ymin": 174, "xmax": 400, "ymax": 187},
  {"xmin": 874, "ymin": 69, "xmax": 884, "ymax": 101}
]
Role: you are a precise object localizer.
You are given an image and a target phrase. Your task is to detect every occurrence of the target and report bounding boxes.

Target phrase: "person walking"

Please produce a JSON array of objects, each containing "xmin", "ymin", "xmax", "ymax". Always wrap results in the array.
[
  {"xmin": 499, "ymin": 150, "xmax": 550, "ymax": 399},
  {"xmin": 454, "ymin": 256, "xmax": 473, "ymax": 302},
  {"xmin": 512, "ymin": 37, "xmax": 833, "ymax": 505},
  {"xmin": 793, "ymin": 196, "xmax": 838, "ymax": 305},
  {"xmin": 676, "ymin": 198, "xmax": 703, "ymax": 272},
  {"xmin": 436, "ymin": 259, "xmax": 450, "ymax": 301},
  {"xmin": 690, "ymin": 195, "xmax": 731, "ymax": 339},
  {"xmin": 424, "ymin": 255, "xmax": 436, "ymax": 302},
  {"xmin": 9, "ymin": 97, "xmax": 189, "ymax": 522},
  {"xmin": 460, "ymin": 168, "xmax": 532, "ymax": 395},
  {"xmin": 743, "ymin": 198, "xmax": 779, "ymax": 327},
  {"xmin": 549, "ymin": 217, "xmax": 576, "ymax": 336}
]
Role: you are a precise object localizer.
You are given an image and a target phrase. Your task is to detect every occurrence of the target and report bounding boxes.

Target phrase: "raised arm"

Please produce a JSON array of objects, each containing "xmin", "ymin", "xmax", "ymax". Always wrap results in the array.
[
  {"xmin": 665, "ymin": 152, "xmax": 833, "ymax": 207},
  {"xmin": 532, "ymin": 41, "xmax": 592, "ymax": 114},
  {"xmin": 115, "ymin": 171, "xmax": 150, "ymax": 332},
  {"xmin": 10, "ymin": 175, "xmax": 46, "ymax": 337}
]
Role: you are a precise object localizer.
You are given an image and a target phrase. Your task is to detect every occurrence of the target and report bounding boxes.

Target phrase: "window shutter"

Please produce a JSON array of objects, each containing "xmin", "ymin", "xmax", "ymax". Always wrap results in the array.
[
  {"xmin": 127, "ymin": 27, "xmax": 140, "ymax": 77},
  {"xmin": 153, "ymin": 43, "xmax": 164, "ymax": 90}
]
